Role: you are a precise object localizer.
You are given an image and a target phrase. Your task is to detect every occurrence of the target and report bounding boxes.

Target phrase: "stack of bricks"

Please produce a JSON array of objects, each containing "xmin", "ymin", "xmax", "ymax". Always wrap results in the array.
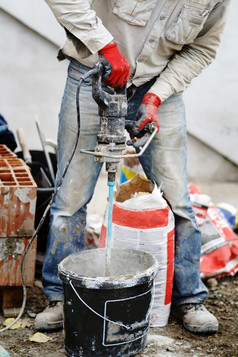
[{"xmin": 0, "ymin": 144, "xmax": 37, "ymax": 316}]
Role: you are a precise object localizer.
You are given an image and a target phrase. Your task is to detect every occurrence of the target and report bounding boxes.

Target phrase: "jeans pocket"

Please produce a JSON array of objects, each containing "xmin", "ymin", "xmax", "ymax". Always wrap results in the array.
[
  {"xmin": 165, "ymin": 0, "xmax": 211, "ymax": 45},
  {"xmin": 68, "ymin": 62, "xmax": 92, "ymax": 85},
  {"xmin": 113, "ymin": 0, "xmax": 157, "ymax": 26}
]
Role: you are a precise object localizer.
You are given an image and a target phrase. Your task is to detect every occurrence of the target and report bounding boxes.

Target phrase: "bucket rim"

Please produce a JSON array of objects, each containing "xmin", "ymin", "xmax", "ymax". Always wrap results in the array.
[{"xmin": 58, "ymin": 248, "xmax": 159, "ymax": 289}]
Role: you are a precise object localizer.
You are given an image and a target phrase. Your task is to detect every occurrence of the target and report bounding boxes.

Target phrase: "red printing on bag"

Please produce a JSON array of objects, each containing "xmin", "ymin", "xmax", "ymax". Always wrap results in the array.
[
  {"xmin": 164, "ymin": 228, "xmax": 175, "ymax": 305},
  {"xmin": 112, "ymin": 204, "xmax": 169, "ymax": 229}
]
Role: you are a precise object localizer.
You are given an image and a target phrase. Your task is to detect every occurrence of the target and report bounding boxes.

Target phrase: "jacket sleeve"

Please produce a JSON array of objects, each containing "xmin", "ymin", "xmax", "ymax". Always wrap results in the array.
[
  {"xmin": 149, "ymin": 0, "xmax": 231, "ymax": 102},
  {"xmin": 44, "ymin": 0, "xmax": 113, "ymax": 55}
]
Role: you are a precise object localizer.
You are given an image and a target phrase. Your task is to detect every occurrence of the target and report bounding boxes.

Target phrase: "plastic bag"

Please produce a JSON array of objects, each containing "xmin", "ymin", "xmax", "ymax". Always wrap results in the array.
[{"xmin": 0, "ymin": 113, "xmax": 17, "ymax": 152}]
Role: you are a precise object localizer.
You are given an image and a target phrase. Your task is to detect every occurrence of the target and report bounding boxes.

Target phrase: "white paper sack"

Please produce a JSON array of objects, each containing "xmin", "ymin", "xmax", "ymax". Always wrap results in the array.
[
  {"xmin": 190, "ymin": 193, "xmax": 211, "ymax": 207},
  {"xmin": 86, "ymin": 214, "xmax": 103, "ymax": 235},
  {"xmin": 99, "ymin": 175, "xmax": 175, "ymax": 327},
  {"xmin": 117, "ymin": 184, "xmax": 167, "ymax": 210}
]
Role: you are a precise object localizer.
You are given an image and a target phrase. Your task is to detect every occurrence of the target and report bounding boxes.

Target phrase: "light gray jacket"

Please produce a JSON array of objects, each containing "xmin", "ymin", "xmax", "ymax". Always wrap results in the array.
[{"xmin": 45, "ymin": 0, "xmax": 230, "ymax": 101}]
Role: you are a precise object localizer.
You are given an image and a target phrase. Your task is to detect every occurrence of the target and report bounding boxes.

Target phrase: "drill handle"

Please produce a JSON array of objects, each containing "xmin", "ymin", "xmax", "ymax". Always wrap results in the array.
[
  {"xmin": 92, "ymin": 62, "xmax": 111, "ymax": 108},
  {"xmin": 114, "ymin": 85, "xmax": 127, "ymax": 95},
  {"xmin": 92, "ymin": 62, "xmax": 126, "ymax": 107},
  {"xmin": 125, "ymin": 121, "xmax": 157, "ymax": 148}
]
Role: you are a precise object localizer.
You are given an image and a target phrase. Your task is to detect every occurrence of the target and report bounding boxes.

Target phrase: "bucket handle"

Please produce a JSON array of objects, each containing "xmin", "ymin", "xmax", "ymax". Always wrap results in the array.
[
  {"xmin": 69, "ymin": 280, "xmax": 153, "ymax": 331},
  {"xmin": 70, "ymin": 280, "xmax": 130, "ymax": 330}
]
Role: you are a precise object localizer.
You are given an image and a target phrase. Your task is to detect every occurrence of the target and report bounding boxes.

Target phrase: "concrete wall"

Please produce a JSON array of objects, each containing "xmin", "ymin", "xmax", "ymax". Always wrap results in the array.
[
  {"xmin": 0, "ymin": 8, "xmax": 67, "ymax": 151},
  {"xmin": 0, "ymin": 0, "xmax": 64, "ymax": 46},
  {"xmin": 184, "ymin": 0, "xmax": 238, "ymax": 181},
  {"xmin": 0, "ymin": 1, "xmax": 237, "ymax": 182},
  {"xmin": 187, "ymin": 135, "xmax": 238, "ymax": 182}
]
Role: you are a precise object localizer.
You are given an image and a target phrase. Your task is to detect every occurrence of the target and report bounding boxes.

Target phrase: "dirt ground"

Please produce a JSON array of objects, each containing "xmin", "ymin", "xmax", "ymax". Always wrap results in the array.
[{"xmin": 0, "ymin": 270, "xmax": 237, "ymax": 357}]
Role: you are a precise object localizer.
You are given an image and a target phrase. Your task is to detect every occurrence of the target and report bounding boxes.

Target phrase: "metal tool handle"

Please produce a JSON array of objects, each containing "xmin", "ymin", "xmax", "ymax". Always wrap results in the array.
[
  {"xmin": 92, "ymin": 62, "xmax": 126, "ymax": 104},
  {"xmin": 125, "ymin": 121, "xmax": 157, "ymax": 148},
  {"xmin": 92, "ymin": 62, "xmax": 110, "ymax": 108},
  {"xmin": 16, "ymin": 128, "xmax": 32, "ymax": 164},
  {"xmin": 80, "ymin": 124, "xmax": 157, "ymax": 159},
  {"xmin": 35, "ymin": 119, "xmax": 55, "ymax": 184}
]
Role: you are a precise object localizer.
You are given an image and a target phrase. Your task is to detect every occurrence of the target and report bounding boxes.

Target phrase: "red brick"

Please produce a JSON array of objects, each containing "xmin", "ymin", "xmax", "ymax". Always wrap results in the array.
[
  {"xmin": 0, "ymin": 144, "xmax": 17, "ymax": 158},
  {"xmin": 0, "ymin": 166, "xmax": 37, "ymax": 237},
  {"xmin": 0, "ymin": 236, "xmax": 37, "ymax": 286},
  {"xmin": 0, "ymin": 145, "xmax": 37, "ymax": 287}
]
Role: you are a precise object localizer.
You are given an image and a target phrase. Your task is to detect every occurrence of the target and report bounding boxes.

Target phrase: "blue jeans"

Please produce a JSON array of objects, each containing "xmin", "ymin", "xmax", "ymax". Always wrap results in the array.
[{"xmin": 42, "ymin": 60, "xmax": 208, "ymax": 305}]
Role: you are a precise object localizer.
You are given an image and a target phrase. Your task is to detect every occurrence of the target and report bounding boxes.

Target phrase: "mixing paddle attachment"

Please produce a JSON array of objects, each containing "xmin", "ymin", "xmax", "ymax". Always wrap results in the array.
[{"xmin": 106, "ymin": 174, "xmax": 116, "ymax": 276}]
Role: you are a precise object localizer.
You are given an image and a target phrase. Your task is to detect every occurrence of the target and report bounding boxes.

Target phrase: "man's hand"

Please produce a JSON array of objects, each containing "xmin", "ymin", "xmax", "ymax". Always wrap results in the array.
[
  {"xmin": 99, "ymin": 43, "xmax": 131, "ymax": 88},
  {"xmin": 135, "ymin": 93, "xmax": 161, "ymax": 134}
]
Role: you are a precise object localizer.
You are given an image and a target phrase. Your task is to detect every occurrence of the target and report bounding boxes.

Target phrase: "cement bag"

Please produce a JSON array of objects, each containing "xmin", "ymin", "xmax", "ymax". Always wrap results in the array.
[
  {"xmin": 99, "ymin": 175, "xmax": 175, "ymax": 327},
  {"xmin": 189, "ymin": 184, "xmax": 238, "ymax": 279}
]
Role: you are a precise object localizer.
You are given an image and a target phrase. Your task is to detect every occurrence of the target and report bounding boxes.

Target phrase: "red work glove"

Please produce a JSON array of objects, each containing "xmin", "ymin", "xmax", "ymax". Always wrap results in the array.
[
  {"xmin": 136, "ymin": 93, "xmax": 161, "ymax": 133},
  {"xmin": 99, "ymin": 42, "xmax": 131, "ymax": 88}
]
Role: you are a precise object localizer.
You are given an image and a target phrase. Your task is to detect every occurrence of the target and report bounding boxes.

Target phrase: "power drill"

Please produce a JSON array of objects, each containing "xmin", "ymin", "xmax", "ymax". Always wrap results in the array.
[
  {"xmin": 81, "ymin": 62, "xmax": 157, "ymax": 182},
  {"xmin": 91, "ymin": 62, "xmax": 127, "ymax": 184},
  {"xmin": 80, "ymin": 62, "xmax": 157, "ymax": 252}
]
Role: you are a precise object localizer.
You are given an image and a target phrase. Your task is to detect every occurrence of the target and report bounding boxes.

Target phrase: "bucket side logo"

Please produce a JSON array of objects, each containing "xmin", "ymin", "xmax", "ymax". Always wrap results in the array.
[{"xmin": 103, "ymin": 288, "xmax": 153, "ymax": 346}]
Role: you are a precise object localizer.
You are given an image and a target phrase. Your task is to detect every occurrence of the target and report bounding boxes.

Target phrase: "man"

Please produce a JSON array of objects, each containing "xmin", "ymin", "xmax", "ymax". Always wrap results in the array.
[{"xmin": 35, "ymin": 0, "xmax": 230, "ymax": 334}]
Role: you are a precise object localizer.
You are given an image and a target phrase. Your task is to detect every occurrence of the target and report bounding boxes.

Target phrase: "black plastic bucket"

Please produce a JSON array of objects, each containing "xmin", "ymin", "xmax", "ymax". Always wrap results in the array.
[{"xmin": 58, "ymin": 248, "xmax": 158, "ymax": 357}]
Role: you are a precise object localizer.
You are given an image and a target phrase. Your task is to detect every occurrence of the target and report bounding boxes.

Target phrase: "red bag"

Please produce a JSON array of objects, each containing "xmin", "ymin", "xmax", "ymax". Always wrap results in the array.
[{"xmin": 189, "ymin": 184, "xmax": 238, "ymax": 279}]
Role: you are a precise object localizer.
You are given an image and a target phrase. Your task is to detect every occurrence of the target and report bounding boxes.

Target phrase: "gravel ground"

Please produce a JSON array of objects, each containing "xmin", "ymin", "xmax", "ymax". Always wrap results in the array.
[{"xmin": 0, "ymin": 273, "xmax": 237, "ymax": 357}]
